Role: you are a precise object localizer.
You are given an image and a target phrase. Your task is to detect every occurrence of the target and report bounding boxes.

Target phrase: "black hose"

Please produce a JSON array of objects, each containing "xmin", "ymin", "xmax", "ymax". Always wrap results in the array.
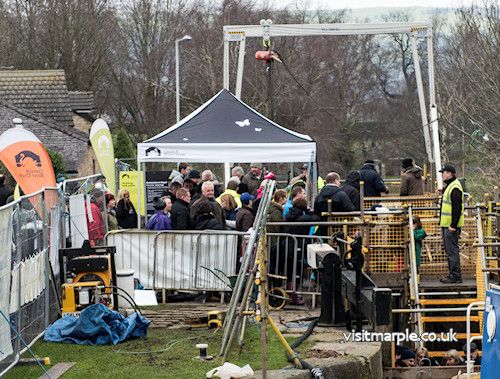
[
  {"xmin": 290, "ymin": 318, "xmax": 319, "ymax": 349},
  {"xmin": 103, "ymin": 285, "xmax": 143, "ymax": 315},
  {"xmin": 285, "ymin": 318, "xmax": 324, "ymax": 378},
  {"xmin": 108, "ymin": 292, "xmax": 142, "ymax": 315}
]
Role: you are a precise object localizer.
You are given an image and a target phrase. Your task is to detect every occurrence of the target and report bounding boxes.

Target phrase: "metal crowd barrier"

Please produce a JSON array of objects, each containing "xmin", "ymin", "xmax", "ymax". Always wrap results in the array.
[
  {"xmin": 106, "ymin": 229, "xmax": 248, "ymax": 292},
  {"xmin": 61, "ymin": 174, "xmax": 107, "ymax": 248},
  {"xmin": 0, "ymin": 187, "xmax": 61, "ymax": 376},
  {"xmin": 266, "ymin": 233, "xmax": 334, "ymax": 296}
]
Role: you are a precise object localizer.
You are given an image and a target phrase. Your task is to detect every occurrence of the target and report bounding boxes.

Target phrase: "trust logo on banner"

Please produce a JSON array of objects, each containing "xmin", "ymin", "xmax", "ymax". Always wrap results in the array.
[
  {"xmin": 90, "ymin": 119, "xmax": 116, "ymax": 194},
  {"xmin": 0, "ymin": 126, "xmax": 56, "ymax": 196},
  {"xmin": 15, "ymin": 150, "xmax": 42, "ymax": 168}
]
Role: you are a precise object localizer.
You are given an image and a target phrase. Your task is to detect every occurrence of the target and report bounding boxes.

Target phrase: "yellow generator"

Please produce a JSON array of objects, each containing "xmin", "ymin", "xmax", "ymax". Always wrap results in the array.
[{"xmin": 59, "ymin": 242, "xmax": 118, "ymax": 316}]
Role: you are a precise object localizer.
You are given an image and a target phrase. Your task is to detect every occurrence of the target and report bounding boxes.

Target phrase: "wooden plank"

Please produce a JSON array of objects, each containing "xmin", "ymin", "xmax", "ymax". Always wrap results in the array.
[
  {"xmin": 421, "ymin": 315, "xmax": 479, "ymax": 323},
  {"xmin": 419, "ymin": 298, "xmax": 479, "ymax": 305},
  {"xmin": 39, "ymin": 362, "xmax": 75, "ymax": 379}
]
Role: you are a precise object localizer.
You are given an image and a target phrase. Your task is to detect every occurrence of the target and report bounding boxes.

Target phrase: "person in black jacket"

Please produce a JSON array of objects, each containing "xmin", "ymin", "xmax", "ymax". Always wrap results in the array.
[
  {"xmin": 282, "ymin": 198, "xmax": 319, "ymax": 305},
  {"xmin": 193, "ymin": 199, "xmax": 224, "ymax": 230},
  {"xmin": 359, "ymin": 160, "xmax": 388, "ymax": 197},
  {"xmin": 116, "ymin": 189, "xmax": 138, "ymax": 229},
  {"xmin": 0, "ymin": 175, "xmax": 13, "ymax": 206},
  {"xmin": 170, "ymin": 188, "xmax": 192, "ymax": 230},
  {"xmin": 314, "ymin": 172, "xmax": 355, "ymax": 235},
  {"xmin": 341, "ymin": 170, "xmax": 361, "ymax": 211}
]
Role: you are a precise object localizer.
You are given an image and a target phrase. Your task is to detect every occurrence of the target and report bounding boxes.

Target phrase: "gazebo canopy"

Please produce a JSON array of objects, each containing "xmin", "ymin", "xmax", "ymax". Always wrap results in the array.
[{"xmin": 137, "ymin": 89, "xmax": 316, "ymax": 163}]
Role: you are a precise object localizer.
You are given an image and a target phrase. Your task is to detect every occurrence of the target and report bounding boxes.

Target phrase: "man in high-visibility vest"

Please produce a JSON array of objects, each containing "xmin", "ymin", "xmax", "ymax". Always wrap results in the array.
[{"xmin": 439, "ymin": 164, "xmax": 464, "ymax": 284}]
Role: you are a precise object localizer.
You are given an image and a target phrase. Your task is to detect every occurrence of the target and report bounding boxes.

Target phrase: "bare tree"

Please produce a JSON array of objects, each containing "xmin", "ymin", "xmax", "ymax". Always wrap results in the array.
[{"xmin": 438, "ymin": 1, "xmax": 499, "ymax": 192}]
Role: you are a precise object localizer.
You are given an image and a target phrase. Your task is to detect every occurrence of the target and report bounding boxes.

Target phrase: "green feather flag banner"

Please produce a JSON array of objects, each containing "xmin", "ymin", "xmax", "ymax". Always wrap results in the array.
[{"xmin": 90, "ymin": 119, "xmax": 116, "ymax": 194}]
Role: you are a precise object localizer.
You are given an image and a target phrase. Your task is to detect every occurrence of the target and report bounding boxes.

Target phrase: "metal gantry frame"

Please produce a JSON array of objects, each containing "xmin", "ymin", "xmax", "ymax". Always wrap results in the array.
[{"xmin": 223, "ymin": 21, "xmax": 444, "ymax": 189}]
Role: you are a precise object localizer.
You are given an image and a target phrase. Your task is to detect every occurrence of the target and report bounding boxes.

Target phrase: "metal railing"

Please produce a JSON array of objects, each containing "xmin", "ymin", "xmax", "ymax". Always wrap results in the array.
[{"xmin": 106, "ymin": 229, "xmax": 248, "ymax": 291}]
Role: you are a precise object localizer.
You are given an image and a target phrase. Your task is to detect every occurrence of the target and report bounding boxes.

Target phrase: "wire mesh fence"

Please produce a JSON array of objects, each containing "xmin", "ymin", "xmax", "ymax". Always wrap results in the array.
[
  {"xmin": 0, "ymin": 188, "xmax": 61, "ymax": 376},
  {"xmin": 61, "ymin": 174, "xmax": 107, "ymax": 248}
]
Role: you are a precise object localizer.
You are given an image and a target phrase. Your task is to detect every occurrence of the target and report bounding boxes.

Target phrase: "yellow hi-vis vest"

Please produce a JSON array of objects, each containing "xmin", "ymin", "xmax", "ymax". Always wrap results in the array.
[{"xmin": 439, "ymin": 178, "xmax": 464, "ymax": 228}]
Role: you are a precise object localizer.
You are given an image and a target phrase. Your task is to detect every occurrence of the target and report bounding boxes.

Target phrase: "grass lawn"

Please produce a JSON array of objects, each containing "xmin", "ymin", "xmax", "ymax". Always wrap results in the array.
[{"xmin": 4, "ymin": 322, "xmax": 306, "ymax": 379}]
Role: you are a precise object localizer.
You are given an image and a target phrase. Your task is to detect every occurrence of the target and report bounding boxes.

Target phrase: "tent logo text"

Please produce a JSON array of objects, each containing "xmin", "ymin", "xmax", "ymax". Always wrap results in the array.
[{"xmin": 15, "ymin": 150, "xmax": 42, "ymax": 168}]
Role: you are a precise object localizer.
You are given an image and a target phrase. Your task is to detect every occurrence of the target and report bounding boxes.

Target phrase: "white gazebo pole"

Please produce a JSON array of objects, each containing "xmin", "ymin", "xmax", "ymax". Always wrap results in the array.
[
  {"xmin": 224, "ymin": 162, "xmax": 231, "ymax": 189},
  {"xmin": 137, "ymin": 157, "xmax": 142, "ymax": 229}
]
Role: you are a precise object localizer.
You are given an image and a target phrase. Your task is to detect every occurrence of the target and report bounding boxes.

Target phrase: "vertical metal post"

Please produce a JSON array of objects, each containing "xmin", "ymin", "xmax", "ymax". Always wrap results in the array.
[
  {"xmin": 15, "ymin": 201, "xmax": 22, "ymax": 354},
  {"xmin": 223, "ymin": 39, "xmax": 230, "ymax": 90},
  {"xmin": 430, "ymin": 105, "xmax": 443, "ymax": 190},
  {"xmin": 101, "ymin": 184, "xmax": 108, "ymax": 236},
  {"xmin": 235, "ymin": 38, "xmax": 246, "ymax": 99},
  {"xmin": 311, "ymin": 161, "xmax": 318, "ymax": 203},
  {"xmin": 410, "ymin": 33, "xmax": 433, "ymax": 165},
  {"xmin": 258, "ymin": 237, "xmax": 268, "ymax": 378},
  {"xmin": 476, "ymin": 206, "xmax": 489, "ymax": 290},
  {"xmin": 408, "ymin": 206, "xmax": 422, "ymax": 345},
  {"xmin": 175, "ymin": 39, "xmax": 181, "ymax": 123},
  {"xmin": 41, "ymin": 192, "xmax": 50, "ymax": 328},
  {"xmin": 426, "ymin": 31, "xmax": 436, "ymax": 106},
  {"xmin": 137, "ymin": 159, "xmax": 142, "ymax": 229},
  {"xmin": 426, "ymin": 28, "xmax": 443, "ymax": 189}
]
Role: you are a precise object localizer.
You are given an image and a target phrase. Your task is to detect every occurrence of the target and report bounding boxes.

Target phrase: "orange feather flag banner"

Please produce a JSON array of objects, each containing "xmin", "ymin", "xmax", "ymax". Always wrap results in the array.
[{"xmin": 0, "ymin": 126, "xmax": 56, "ymax": 201}]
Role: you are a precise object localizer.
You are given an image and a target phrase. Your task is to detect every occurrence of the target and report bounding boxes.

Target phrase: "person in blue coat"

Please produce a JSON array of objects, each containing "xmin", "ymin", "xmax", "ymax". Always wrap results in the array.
[
  {"xmin": 146, "ymin": 197, "xmax": 173, "ymax": 231},
  {"xmin": 359, "ymin": 160, "xmax": 389, "ymax": 197}
]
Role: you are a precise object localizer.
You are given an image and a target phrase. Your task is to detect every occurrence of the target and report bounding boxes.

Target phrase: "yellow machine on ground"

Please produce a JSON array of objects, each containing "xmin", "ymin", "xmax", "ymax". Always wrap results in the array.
[{"xmin": 59, "ymin": 242, "xmax": 118, "ymax": 316}]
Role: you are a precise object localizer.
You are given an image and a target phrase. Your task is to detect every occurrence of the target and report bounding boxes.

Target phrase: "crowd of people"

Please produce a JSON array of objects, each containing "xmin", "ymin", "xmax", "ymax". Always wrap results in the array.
[
  {"xmin": 131, "ymin": 157, "xmax": 424, "ymax": 234},
  {"xmin": 395, "ymin": 343, "xmax": 481, "ymax": 367}
]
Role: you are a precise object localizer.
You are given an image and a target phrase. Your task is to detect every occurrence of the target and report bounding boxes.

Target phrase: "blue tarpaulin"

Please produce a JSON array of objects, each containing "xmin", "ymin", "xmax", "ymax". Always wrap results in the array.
[{"xmin": 44, "ymin": 304, "xmax": 150, "ymax": 345}]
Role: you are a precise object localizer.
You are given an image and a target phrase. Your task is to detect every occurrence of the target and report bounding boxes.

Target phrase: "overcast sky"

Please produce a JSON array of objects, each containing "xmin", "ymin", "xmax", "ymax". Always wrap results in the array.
[{"xmin": 305, "ymin": 0, "xmax": 477, "ymax": 8}]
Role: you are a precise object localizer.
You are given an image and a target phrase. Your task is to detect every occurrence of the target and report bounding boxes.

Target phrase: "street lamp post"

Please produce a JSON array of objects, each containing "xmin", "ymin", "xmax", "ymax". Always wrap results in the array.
[{"xmin": 175, "ymin": 35, "xmax": 192, "ymax": 123}]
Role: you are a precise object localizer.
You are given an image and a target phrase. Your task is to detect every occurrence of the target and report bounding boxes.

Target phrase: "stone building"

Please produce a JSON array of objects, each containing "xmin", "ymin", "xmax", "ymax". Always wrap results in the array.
[{"xmin": 0, "ymin": 70, "xmax": 100, "ymax": 176}]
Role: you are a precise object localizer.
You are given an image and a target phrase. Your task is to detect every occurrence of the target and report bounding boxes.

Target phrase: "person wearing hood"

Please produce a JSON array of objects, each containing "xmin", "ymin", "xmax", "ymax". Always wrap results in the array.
[
  {"xmin": 399, "ymin": 158, "xmax": 425, "ymax": 196},
  {"xmin": 341, "ymin": 170, "xmax": 361, "ymax": 211},
  {"xmin": 359, "ymin": 160, "xmax": 388, "ymax": 197},
  {"xmin": 146, "ymin": 197, "xmax": 173, "ymax": 231},
  {"xmin": 314, "ymin": 172, "xmax": 355, "ymax": 235},
  {"xmin": 193, "ymin": 199, "xmax": 224, "ymax": 230}
]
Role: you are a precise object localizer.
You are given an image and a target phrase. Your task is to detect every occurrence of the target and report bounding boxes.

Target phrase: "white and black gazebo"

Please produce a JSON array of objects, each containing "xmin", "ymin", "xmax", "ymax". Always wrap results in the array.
[{"xmin": 136, "ymin": 89, "xmax": 317, "ymax": 218}]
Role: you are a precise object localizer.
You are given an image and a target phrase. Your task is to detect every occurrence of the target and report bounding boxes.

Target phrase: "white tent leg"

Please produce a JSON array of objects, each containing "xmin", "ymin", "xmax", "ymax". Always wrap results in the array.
[
  {"xmin": 224, "ymin": 162, "xmax": 231, "ymax": 189},
  {"xmin": 410, "ymin": 33, "xmax": 433, "ymax": 164},
  {"xmin": 223, "ymin": 40, "xmax": 230, "ymax": 90},
  {"xmin": 235, "ymin": 38, "xmax": 246, "ymax": 99},
  {"xmin": 137, "ymin": 159, "xmax": 142, "ymax": 229}
]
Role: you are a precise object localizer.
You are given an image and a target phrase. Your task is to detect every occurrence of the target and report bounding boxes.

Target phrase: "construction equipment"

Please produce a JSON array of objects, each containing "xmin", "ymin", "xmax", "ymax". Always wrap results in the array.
[
  {"xmin": 208, "ymin": 311, "xmax": 225, "ymax": 328},
  {"xmin": 59, "ymin": 241, "xmax": 118, "ymax": 316}
]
